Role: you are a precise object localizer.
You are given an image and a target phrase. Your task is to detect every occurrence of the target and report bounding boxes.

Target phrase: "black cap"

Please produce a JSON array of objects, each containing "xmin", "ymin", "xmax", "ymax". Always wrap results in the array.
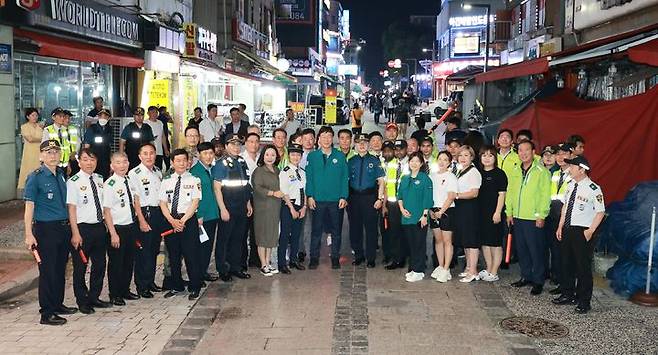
[
  {"xmin": 51, "ymin": 107, "xmax": 65, "ymax": 116},
  {"xmin": 542, "ymin": 145, "xmax": 557, "ymax": 155},
  {"xmin": 446, "ymin": 137, "xmax": 462, "ymax": 145},
  {"xmin": 63, "ymin": 109, "xmax": 73, "ymax": 117},
  {"xmin": 40, "ymin": 140, "xmax": 61, "ymax": 151},
  {"xmin": 383, "ymin": 140, "xmax": 395, "ymax": 150},
  {"xmin": 394, "ymin": 139, "xmax": 407, "ymax": 149},
  {"xmin": 419, "ymin": 136, "xmax": 434, "ymax": 145},
  {"xmin": 558, "ymin": 142, "xmax": 574, "ymax": 153},
  {"xmin": 368, "ymin": 131, "xmax": 383, "ymax": 139},
  {"xmin": 98, "ymin": 109, "xmax": 111, "ymax": 117},
  {"xmin": 211, "ymin": 137, "xmax": 224, "ymax": 146},
  {"xmin": 288, "ymin": 143, "xmax": 303, "ymax": 154},
  {"xmin": 564, "ymin": 156, "xmax": 591, "ymax": 171},
  {"xmin": 354, "ymin": 134, "xmax": 369, "ymax": 143},
  {"xmin": 224, "ymin": 133, "xmax": 244, "ymax": 145},
  {"xmin": 134, "ymin": 107, "xmax": 145, "ymax": 115}
]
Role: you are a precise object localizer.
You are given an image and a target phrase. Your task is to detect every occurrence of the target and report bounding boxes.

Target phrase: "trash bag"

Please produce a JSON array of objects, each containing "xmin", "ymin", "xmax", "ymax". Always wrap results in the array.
[{"xmin": 598, "ymin": 180, "xmax": 658, "ymax": 296}]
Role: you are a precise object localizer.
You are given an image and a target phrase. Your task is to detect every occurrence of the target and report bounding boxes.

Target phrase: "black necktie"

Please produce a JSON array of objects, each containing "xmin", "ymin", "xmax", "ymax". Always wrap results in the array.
[
  {"xmin": 89, "ymin": 176, "xmax": 103, "ymax": 223},
  {"xmin": 395, "ymin": 161, "xmax": 402, "ymax": 196},
  {"xmin": 124, "ymin": 177, "xmax": 135, "ymax": 222},
  {"xmin": 58, "ymin": 126, "xmax": 63, "ymax": 142},
  {"xmin": 296, "ymin": 168, "xmax": 305, "ymax": 207},
  {"xmin": 171, "ymin": 175, "xmax": 182, "ymax": 218},
  {"xmin": 565, "ymin": 183, "xmax": 579, "ymax": 227},
  {"xmin": 451, "ymin": 161, "xmax": 458, "ymax": 175},
  {"xmin": 557, "ymin": 171, "xmax": 565, "ymax": 192}
]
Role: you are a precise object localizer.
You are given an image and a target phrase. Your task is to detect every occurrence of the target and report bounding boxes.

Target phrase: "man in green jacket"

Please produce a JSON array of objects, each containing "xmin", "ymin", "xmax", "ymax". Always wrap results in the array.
[
  {"xmin": 506, "ymin": 140, "xmax": 551, "ymax": 295},
  {"xmin": 190, "ymin": 142, "xmax": 220, "ymax": 282},
  {"xmin": 306, "ymin": 126, "xmax": 349, "ymax": 270}
]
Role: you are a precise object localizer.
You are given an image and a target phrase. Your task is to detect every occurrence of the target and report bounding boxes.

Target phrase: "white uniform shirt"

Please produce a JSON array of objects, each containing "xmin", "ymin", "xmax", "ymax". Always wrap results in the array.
[
  {"xmin": 240, "ymin": 151, "xmax": 259, "ymax": 181},
  {"xmin": 300, "ymin": 149, "xmax": 313, "ymax": 170},
  {"xmin": 159, "ymin": 171, "xmax": 202, "ymax": 215},
  {"xmin": 564, "ymin": 177, "xmax": 605, "ymax": 228},
  {"xmin": 430, "ymin": 171, "xmax": 458, "ymax": 208},
  {"xmin": 128, "ymin": 163, "xmax": 163, "ymax": 207},
  {"xmin": 198, "ymin": 117, "xmax": 223, "ymax": 142},
  {"xmin": 66, "ymin": 170, "xmax": 105, "ymax": 224},
  {"xmin": 456, "ymin": 164, "xmax": 482, "ymax": 193},
  {"xmin": 279, "ymin": 163, "xmax": 306, "ymax": 206},
  {"xmin": 103, "ymin": 174, "xmax": 137, "ymax": 226},
  {"xmin": 144, "ymin": 119, "xmax": 164, "ymax": 155}
]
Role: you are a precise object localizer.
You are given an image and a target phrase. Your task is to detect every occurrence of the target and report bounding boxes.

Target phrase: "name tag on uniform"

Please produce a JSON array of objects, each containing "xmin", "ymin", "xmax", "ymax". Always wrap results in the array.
[
  {"xmin": 94, "ymin": 136, "xmax": 103, "ymax": 143},
  {"xmin": 47, "ymin": 192, "xmax": 54, "ymax": 200},
  {"xmin": 132, "ymin": 132, "xmax": 141, "ymax": 139}
]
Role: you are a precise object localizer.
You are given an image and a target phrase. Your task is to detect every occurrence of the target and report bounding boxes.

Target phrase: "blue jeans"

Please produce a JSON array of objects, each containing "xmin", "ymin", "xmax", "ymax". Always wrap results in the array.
[
  {"xmin": 279, "ymin": 204, "xmax": 304, "ymax": 266},
  {"xmin": 310, "ymin": 201, "xmax": 342, "ymax": 260},
  {"xmin": 514, "ymin": 218, "xmax": 546, "ymax": 285}
]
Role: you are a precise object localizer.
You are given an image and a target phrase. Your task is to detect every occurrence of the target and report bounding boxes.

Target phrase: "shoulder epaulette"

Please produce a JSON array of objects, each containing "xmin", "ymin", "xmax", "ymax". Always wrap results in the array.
[
  {"xmin": 70, "ymin": 175, "xmax": 79, "ymax": 181},
  {"xmin": 135, "ymin": 167, "xmax": 142, "ymax": 174},
  {"xmin": 108, "ymin": 179, "xmax": 115, "ymax": 186},
  {"xmin": 589, "ymin": 183, "xmax": 598, "ymax": 191},
  {"xmin": 94, "ymin": 173, "xmax": 103, "ymax": 179},
  {"xmin": 283, "ymin": 166, "xmax": 290, "ymax": 172}
]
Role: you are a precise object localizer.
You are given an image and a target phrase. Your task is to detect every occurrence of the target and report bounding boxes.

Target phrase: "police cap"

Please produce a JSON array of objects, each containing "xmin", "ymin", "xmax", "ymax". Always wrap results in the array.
[
  {"xmin": 225, "ymin": 133, "xmax": 244, "ymax": 145},
  {"xmin": 134, "ymin": 107, "xmax": 145, "ymax": 116},
  {"xmin": 51, "ymin": 107, "xmax": 65, "ymax": 117},
  {"xmin": 354, "ymin": 134, "xmax": 369, "ymax": 143},
  {"xmin": 564, "ymin": 155, "xmax": 591, "ymax": 171},
  {"xmin": 394, "ymin": 139, "xmax": 407, "ymax": 149},
  {"xmin": 40, "ymin": 140, "xmax": 61, "ymax": 152},
  {"xmin": 558, "ymin": 142, "xmax": 574, "ymax": 153},
  {"xmin": 383, "ymin": 140, "xmax": 395, "ymax": 150},
  {"xmin": 288, "ymin": 143, "xmax": 303, "ymax": 154},
  {"xmin": 98, "ymin": 109, "xmax": 111, "ymax": 117}
]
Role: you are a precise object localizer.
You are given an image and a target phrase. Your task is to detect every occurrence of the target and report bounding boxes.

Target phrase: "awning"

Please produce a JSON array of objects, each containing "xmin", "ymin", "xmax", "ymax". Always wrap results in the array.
[
  {"xmin": 14, "ymin": 29, "xmax": 144, "ymax": 68},
  {"xmin": 628, "ymin": 38, "xmax": 658, "ymax": 66},
  {"xmin": 550, "ymin": 33, "xmax": 658, "ymax": 67},
  {"xmin": 235, "ymin": 48, "xmax": 281, "ymax": 75},
  {"xmin": 475, "ymin": 57, "xmax": 549, "ymax": 83},
  {"xmin": 446, "ymin": 65, "xmax": 483, "ymax": 82}
]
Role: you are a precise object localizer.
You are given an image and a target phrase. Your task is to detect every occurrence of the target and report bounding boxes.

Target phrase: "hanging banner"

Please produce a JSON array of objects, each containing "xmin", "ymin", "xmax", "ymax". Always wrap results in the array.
[
  {"xmin": 325, "ymin": 95, "xmax": 337, "ymax": 124},
  {"xmin": 181, "ymin": 77, "xmax": 198, "ymax": 126},
  {"xmin": 146, "ymin": 79, "xmax": 169, "ymax": 108}
]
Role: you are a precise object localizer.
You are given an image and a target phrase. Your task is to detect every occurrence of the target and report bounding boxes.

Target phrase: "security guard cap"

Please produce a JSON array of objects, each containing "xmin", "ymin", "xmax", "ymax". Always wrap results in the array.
[
  {"xmin": 419, "ymin": 135, "xmax": 434, "ymax": 145},
  {"xmin": 288, "ymin": 143, "xmax": 303, "ymax": 154},
  {"xmin": 354, "ymin": 134, "xmax": 369, "ymax": 143},
  {"xmin": 224, "ymin": 133, "xmax": 244, "ymax": 145},
  {"xmin": 446, "ymin": 137, "xmax": 462, "ymax": 145},
  {"xmin": 383, "ymin": 140, "xmax": 395, "ymax": 150},
  {"xmin": 134, "ymin": 107, "xmax": 145, "ymax": 115},
  {"xmin": 51, "ymin": 107, "xmax": 65, "ymax": 117},
  {"xmin": 394, "ymin": 139, "xmax": 407, "ymax": 149},
  {"xmin": 40, "ymin": 140, "xmax": 62, "ymax": 152},
  {"xmin": 98, "ymin": 109, "xmax": 111, "ymax": 117},
  {"xmin": 63, "ymin": 109, "xmax": 73, "ymax": 117},
  {"xmin": 558, "ymin": 142, "xmax": 574, "ymax": 153},
  {"xmin": 542, "ymin": 145, "xmax": 557, "ymax": 155},
  {"xmin": 564, "ymin": 155, "xmax": 591, "ymax": 171}
]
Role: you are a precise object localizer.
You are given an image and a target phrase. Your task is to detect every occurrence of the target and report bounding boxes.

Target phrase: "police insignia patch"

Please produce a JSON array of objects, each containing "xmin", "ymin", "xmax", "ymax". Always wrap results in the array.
[
  {"xmin": 71, "ymin": 175, "xmax": 79, "ymax": 181},
  {"xmin": 135, "ymin": 168, "xmax": 142, "ymax": 174},
  {"xmin": 368, "ymin": 163, "xmax": 374, "ymax": 168},
  {"xmin": 80, "ymin": 186, "xmax": 87, "ymax": 191},
  {"xmin": 590, "ymin": 183, "xmax": 597, "ymax": 190},
  {"xmin": 414, "ymin": 180, "xmax": 420, "ymax": 185},
  {"xmin": 108, "ymin": 179, "xmax": 115, "ymax": 186},
  {"xmin": 332, "ymin": 158, "xmax": 338, "ymax": 164},
  {"xmin": 596, "ymin": 194, "xmax": 603, "ymax": 203}
]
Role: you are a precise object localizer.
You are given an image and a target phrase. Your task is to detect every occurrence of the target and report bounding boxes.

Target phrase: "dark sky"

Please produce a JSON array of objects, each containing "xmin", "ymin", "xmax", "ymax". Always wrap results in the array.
[{"xmin": 339, "ymin": 0, "xmax": 440, "ymax": 85}]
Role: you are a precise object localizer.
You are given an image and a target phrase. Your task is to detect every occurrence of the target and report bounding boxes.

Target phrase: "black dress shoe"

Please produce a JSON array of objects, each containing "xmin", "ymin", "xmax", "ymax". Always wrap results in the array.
[
  {"xmin": 140, "ymin": 290, "xmax": 154, "ymax": 299},
  {"xmin": 367, "ymin": 261, "xmax": 376, "ymax": 268},
  {"xmin": 385, "ymin": 263, "xmax": 398, "ymax": 270},
  {"xmin": 56, "ymin": 305, "xmax": 78, "ymax": 315},
  {"xmin": 332, "ymin": 258, "xmax": 341, "ymax": 269},
  {"xmin": 40, "ymin": 314, "xmax": 67, "ymax": 326},
  {"xmin": 231, "ymin": 271, "xmax": 251, "ymax": 279},
  {"xmin": 549, "ymin": 287, "xmax": 562, "ymax": 295},
  {"xmin": 164, "ymin": 290, "xmax": 179, "ymax": 298},
  {"xmin": 352, "ymin": 257, "xmax": 365, "ymax": 266},
  {"xmin": 511, "ymin": 279, "xmax": 532, "ymax": 287},
  {"xmin": 199, "ymin": 281, "xmax": 207, "ymax": 288},
  {"xmin": 279, "ymin": 266, "xmax": 292, "ymax": 274},
  {"xmin": 112, "ymin": 297, "xmax": 126, "ymax": 306},
  {"xmin": 188, "ymin": 291, "xmax": 200, "ymax": 300},
  {"xmin": 383, "ymin": 257, "xmax": 390, "ymax": 264},
  {"xmin": 289, "ymin": 262, "xmax": 306, "ymax": 270},
  {"xmin": 530, "ymin": 284, "xmax": 543, "ymax": 295},
  {"xmin": 204, "ymin": 274, "xmax": 219, "ymax": 282},
  {"xmin": 123, "ymin": 292, "xmax": 140, "ymax": 300},
  {"xmin": 552, "ymin": 295, "xmax": 577, "ymax": 305},
  {"xmin": 575, "ymin": 304, "xmax": 591, "ymax": 314},
  {"xmin": 298, "ymin": 252, "xmax": 306, "ymax": 263},
  {"xmin": 89, "ymin": 299, "xmax": 113, "ymax": 308},
  {"xmin": 150, "ymin": 284, "xmax": 163, "ymax": 292},
  {"xmin": 79, "ymin": 305, "xmax": 95, "ymax": 314},
  {"xmin": 220, "ymin": 273, "xmax": 233, "ymax": 282},
  {"xmin": 309, "ymin": 258, "xmax": 319, "ymax": 270}
]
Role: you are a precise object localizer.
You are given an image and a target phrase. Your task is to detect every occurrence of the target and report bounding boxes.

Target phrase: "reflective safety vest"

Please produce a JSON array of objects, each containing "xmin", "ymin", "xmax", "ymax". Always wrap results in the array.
[
  {"xmin": 383, "ymin": 158, "xmax": 410, "ymax": 202},
  {"xmin": 550, "ymin": 168, "xmax": 572, "ymax": 202},
  {"xmin": 46, "ymin": 124, "xmax": 79, "ymax": 167},
  {"xmin": 427, "ymin": 155, "xmax": 439, "ymax": 174}
]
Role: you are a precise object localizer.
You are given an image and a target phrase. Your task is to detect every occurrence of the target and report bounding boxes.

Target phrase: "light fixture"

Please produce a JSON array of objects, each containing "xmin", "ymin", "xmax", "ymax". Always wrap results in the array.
[
  {"xmin": 462, "ymin": 3, "xmax": 473, "ymax": 10},
  {"xmin": 356, "ymin": 46, "xmax": 362, "ymax": 51}
]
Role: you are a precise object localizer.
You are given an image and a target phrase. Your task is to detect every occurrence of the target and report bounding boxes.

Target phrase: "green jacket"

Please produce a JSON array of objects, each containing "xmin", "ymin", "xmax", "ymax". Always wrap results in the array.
[
  {"xmin": 190, "ymin": 161, "xmax": 219, "ymax": 221},
  {"xmin": 505, "ymin": 160, "xmax": 551, "ymax": 220},
  {"xmin": 305, "ymin": 147, "xmax": 349, "ymax": 202},
  {"xmin": 397, "ymin": 172, "xmax": 434, "ymax": 225}
]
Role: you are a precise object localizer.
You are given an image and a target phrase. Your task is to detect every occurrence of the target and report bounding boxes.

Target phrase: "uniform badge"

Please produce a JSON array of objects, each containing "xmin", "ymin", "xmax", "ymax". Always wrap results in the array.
[
  {"xmin": 141, "ymin": 178, "xmax": 149, "ymax": 185},
  {"xmin": 131, "ymin": 132, "xmax": 141, "ymax": 139},
  {"xmin": 94, "ymin": 136, "xmax": 103, "ymax": 143},
  {"xmin": 145, "ymin": 187, "xmax": 150, "ymax": 196},
  {"xmin": 117, "ymin": 189, "xmax": 124, "ymax": 197},
  {"xmin": 82, "ymin": 195, "xmax": 89, "ymax": 204},
  {"xmin": 80, "ymin": 185, "xmax": 87, "ymax": 191},
  {"xmin": 368, "ymin": 163, "xmax": 374, "ymax": 169},
  {"xmin": 47, "ymin": 192, "xmax": 54, "ymax": 200},
  {"xmin": 121, "ymin": 200, "xmax": 126, "ymax": 208},
  {"xmin": 579, "ymin": 204, "xmax": 585, "ymax": 211},
  {"xmin": 414, "ymin": 180, "xmax": 420, "ymax": 185},
  {"xmin": 332, "ymin": 158, "xmax": 338, "ymax": 164},
  {"xmin": 596, "ymin": 194, "xmax": 603, "ymax": 203}
]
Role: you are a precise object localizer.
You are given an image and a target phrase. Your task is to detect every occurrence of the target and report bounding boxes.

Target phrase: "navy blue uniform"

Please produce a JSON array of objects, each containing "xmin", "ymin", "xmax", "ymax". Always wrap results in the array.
[
  {"xmin": 347, "ymin": 153, "xmax": 385, "ymax": 263},
  {"xmin": 83, "ymin": 123, "xmax": 113, "ymax": 179},
  {"xmin": 24, "ymin": 165, "xmax": 71, "ymax": 317},
  {"xmin": 120, "ymin": 122, "xmax": 154, "ymax": 169}
]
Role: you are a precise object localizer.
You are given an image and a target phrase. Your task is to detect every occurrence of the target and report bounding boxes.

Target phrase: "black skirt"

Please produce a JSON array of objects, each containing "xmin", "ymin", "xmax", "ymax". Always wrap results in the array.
[
  {"xmin": 454, "ymin": 198, "xmax": 480, "ymax": 248},
  {"xmin": 480, "ymin": 210, "xmax": 505, "ymax": 247}
]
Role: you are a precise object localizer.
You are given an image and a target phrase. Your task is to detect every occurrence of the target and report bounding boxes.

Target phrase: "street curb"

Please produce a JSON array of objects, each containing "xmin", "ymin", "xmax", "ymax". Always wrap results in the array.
[{"xmin": 0, "ymin": 265, "xmax": 39, "ymax": 302}]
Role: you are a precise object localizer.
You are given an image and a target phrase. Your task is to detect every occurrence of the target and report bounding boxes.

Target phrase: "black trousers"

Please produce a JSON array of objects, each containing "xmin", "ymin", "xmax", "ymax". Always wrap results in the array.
[
  {"xmin": 242, "ymin": 203, "xmax": 259, "ymax": 268},
  {"xmin": 279, "ymin": 204, "xmax": 304, "ymax": 266},
  {"xmin": 217, "ymin": 203, "xmax": 248, "ymax": 274},
  {"xmin": 561, "ymin": 226, "xmax": 594, "ymax": 307},
  {"xmin": 199, "ymin": 219, "xmax": 219, "ymax": 277},
  {"xmin": 34, "ymin": 220, "xmax": 71, "ymax": 316},
  {"xmin": 135, "ymin": 207, "xmax": 166, "ymax": 293},
  {"xmin": 545, "ymin": 201, "xmax": 563, "ymax": 282},
  {"xmin": 165, "ymin": 216, "xmax": 201, "ymax": 292},
  {"xmin": 348, "ymin": 192, "xmax": 379, "ymax": 262},
  {"xmin": 402, "ymin": 224, "xmax": 427, "ymax": 273},
  {"xmin": 383, "ymin": 201, "xmax": 406, "ymax": 264},
  {"xmin": 107, "ymin": 224, "xmax": 136, "ymax": 299},
  {"xmin": 72, "ymin": 223, "xmax": 107, "ymax": 306}
]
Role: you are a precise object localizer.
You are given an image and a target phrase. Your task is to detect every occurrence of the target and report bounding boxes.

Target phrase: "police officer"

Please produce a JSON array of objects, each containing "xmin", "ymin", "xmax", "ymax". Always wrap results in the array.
[
  {"xmin": 103, "ymin": 152, "xmax": 140, "ymax": 306},
  {"xmin": 212, "ymin": 133, "xmax": 253, "ymax": 281},
  {"xmin": 24, "ymin": 140, "xmax": 78, "ymax": 325},
  {"xmin": 120, "ymin": 107, "xmax": 155, "ymax": 169},
  {"xmin": 67, "ymin": 148, "xmax": 112, "ymax": 314},
  {"xmin": 553, "ymin": 156, "xmax": 605, "ymax": 314},
  {"xmin": 159, "ymin": 149, "xmax": 203, "ymax": 300},
  {"xmin": 129, "ymin": 143, "xmax": 166, "ymax": 298},
  {"xmin": 83, "ymin": 108, "xmax": 113, "ymax": 179},
  {"xmin": 278, "ymin": 143, "xmax": 307, "ymax": 273},
  {"xmin": 42, "ymin": 108, "xmax": 79, "ymax": 174},
  {"xmin": 382, "ymin": 140, "xmax": 406, "ymax": 269},
  {"xmin": 347, "ymin": 134, "xmax": 385, "ymax": 267}
]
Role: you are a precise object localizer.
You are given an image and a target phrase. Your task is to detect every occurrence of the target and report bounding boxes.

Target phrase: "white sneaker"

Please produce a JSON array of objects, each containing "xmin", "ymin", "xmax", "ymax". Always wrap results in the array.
[
  {"xmin": 431, "ymin": 266, "xmax": 444, "ymax": 279},
  {"xmin": 406, "ymin": 272, "xmax": 425, "ymax": 282},
  {"xmin": 459, "ymin": 273, "xmax": 480, "ymax": 283},
  {"xmin": 405, "ymin": 270, "xmax": 414, "ymax": 278},
  {"xmin": 482, "ymin": 273, "xmax": 500, "ymax": 282},
  {"xmin": 269, "ymin": 267, "xmax": 279, "ymax": 275},
  {"xmin": 260, "ymin": 267, "xmax": 273, "ymax": 277},
  {"xmin": 435, "ymin": 269, "xmax": 449, "ymax": 283},
  {"xmin": 446, "ymin": 269, "xmax": 452, "ymax": 281},
  {"xmin": 478, "ymin": 270, "xmax": 490, "ymax": 279},
  {"xmin": 458, "ymin": 270, "xmax": 468, "ymax": 278}
]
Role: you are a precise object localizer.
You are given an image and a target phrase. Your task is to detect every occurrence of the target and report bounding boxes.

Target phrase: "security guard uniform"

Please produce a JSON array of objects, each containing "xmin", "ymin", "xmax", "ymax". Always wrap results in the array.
[
  {"xmin": 383, "ymin": 140, "xmax": 409, "ymax": 268},
  {"xmin": 103, "ymin": 173, "xmax": 139, "ymax": 303},
  {"xmin": 43, "ymin": 108, "xmax": 80, "ymax": 170},
  {"xmin": 121, "ymin": 108, "xmax": 155, "ymax": 169},
  {"xmin": 24, "ymin": 141, "xmax": 72, "ymax": 320},
  {"xmin": 83, "ymin": 109, "xmax": 113, "ymax": 179},
  {"xmin": 67, "ymin": 170, "xmax": 108, "ymax": 309},
  {"xmin": 347, "ymin": 134, "xmax": 385, "ymax": 265},
  {"xmin": 278, "ymin": 144, "xmax": 306, "ymax": 269},
  {"xmin": 211, "ymin": 134, "xmax": 252, "ymax": 278},
  {"xmin": 559, "ymin": 157, "xmax": 605, "ymax": 311},
  {"xmin": 159, "ymin": 171, "xmax": 202, "ymax": 294},
  {"xmin": 546, "ymin": 147, "xmax": 573, "ymax": 285},
  {"xmin": 129, "ymin": 163, "xmax": 165, "ymax": 295}
]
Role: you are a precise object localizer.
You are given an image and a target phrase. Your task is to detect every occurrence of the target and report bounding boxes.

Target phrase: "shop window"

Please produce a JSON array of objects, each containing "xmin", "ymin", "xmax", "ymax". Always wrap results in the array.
[{"xmin": 81, "ymin": 62, "xmax": 111, "ymax": 119}]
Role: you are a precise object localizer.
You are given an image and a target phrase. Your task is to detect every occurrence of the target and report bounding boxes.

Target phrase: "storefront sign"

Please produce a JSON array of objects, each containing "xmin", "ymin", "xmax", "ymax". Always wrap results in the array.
[
  {"xmin": 289, "ymin": 101, "xmax": 305, "ymax": 113},
  {"xmin": 448, "ymin": 15, "xmax": 494, "ymax": 28},
  {"xmin": 572, "ymin": 0, "xmax": 658, "ymax": 31},
  {"xmin": 288, "ymin": 57, "xmax": 313, "ymax": 76},
  {"xmin": 50, "ymin": 0, "xmax": 138, "ymax": 41},
  {"xmin": 183, "ymin": 23, "xmax": 217, "ymax": 62},
  {"xmin": 146, "ymin": 79, "xmax": 169, "ymax": 108},
  {"xmin": 325, "ymin": 95, "xmax": 337, "ymax": 124},
  {"xmin": 454, "ymin": 36, "xmax": 480, "ymax": 55},
  {"xmin": 0, "ymin": 44, "xmax": 11, "ymax": 73},
  {"xmin": 276, "ymin": 0, "xmax": 314, "ymax": 24}
]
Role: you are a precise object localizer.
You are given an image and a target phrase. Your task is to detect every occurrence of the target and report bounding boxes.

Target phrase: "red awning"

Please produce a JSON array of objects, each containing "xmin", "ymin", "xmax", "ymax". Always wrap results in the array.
[
  {"xmin": 628, "ymin": 38, "xmax": 658, "ymax": 67},
  {"xmin": 475, "ymin": 57, "xmax": 549, "ymax": 83},
  {"xmin": 14, "ymin": 29, "xmax": 144, "ymax": 68}
]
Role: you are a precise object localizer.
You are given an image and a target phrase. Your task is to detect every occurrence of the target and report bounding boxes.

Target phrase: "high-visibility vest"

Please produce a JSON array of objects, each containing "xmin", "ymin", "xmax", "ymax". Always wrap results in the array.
[
  {"xmin": 427, "ymin": 154, "xmax": 439, "ymax": 174},
  {"xmin": 550, "ymin": 168, "xmax": 572, "ymax": 202},
  {"xmin": 384, "ymin": 158, "xmax": 400, "ymax": 202},
  {"xmin": 46, "ymin": 124, "xmax": 78, "ymax": 167}
]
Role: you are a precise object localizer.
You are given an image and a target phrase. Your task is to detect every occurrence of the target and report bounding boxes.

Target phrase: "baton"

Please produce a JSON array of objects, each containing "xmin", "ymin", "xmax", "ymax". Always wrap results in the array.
[
  {"xmin": 31, "ymin": 245, "xmax": 42, "ymax": 265},
  {"xmin": 384, "ymin": 216, "xmax": 388, "ymax": 230},
  {"xmin": 161, "ymin": 229, "xmax": 175, "ymax": 237},
  {"xmin": 505, "ymin": 232, "xmax": 513, "ymax": 264},
  {"xmin": 428, "ymin": 107, "xmax": 455, "ymax": 133},
  {"xmin": 78, "ymin": 248, "xmax": 88, "ymax": 265},
  {"xmin": 135, "ymin": 239, "xmax": 143, "ymax": 250}
]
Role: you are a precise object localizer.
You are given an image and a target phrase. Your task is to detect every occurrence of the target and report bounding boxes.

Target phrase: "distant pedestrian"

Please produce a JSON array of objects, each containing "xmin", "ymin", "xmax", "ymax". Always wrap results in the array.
[
  {"xmin": 351, "ymin": 102, "xmax": 364, "ymax": 136},
  {"xmin": 18, "ymin": 108, "xmax": 43, "ymax": 190}
]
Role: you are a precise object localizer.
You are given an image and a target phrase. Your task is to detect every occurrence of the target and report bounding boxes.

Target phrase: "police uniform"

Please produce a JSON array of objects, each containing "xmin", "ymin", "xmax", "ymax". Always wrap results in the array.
[
  {"xmin": 129, "ymin": 163, "xmax": 166, "ymax": 295},
  {"xmin": 278, "ymin": 144, "xmax": 306, "ymax": 270},
  {"xmin": 559, "ymin": 157, "xmax": 605, "ymax": 312},
  {"xmin": 24, "ymin": 141, "xmax": 73, "ymax": 323},
  {"xmin": 348, "ymin": 134, "xmax": 385, "ymax": 265},
  {"xmin": 42, "ymin": 108, "xmax": 80, "ymax": 170},
  {"xmin": 67, "ymin": 170, "xmax": 108, "ymax": 310},
  {"xmin": 382, "ymin": 140, "xmax": 408, "ymax": 268},
  {"xmin": 211, "ymin": 134, "xmax": 252, "ymax": 278},
  {"xmin": 103, "ymin": 173, "xmax": 139, "ymax": 304},
  {"xmin": 121, "ymin": 108, "xmax": 155, "ymax": 169},
  {"xmin": 83, "ymin": 109, "xmax": 113, "ymax": 179},
  {"xmin": 159, "ymin": 171, "xmax": 203, "ymax": 295}
]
